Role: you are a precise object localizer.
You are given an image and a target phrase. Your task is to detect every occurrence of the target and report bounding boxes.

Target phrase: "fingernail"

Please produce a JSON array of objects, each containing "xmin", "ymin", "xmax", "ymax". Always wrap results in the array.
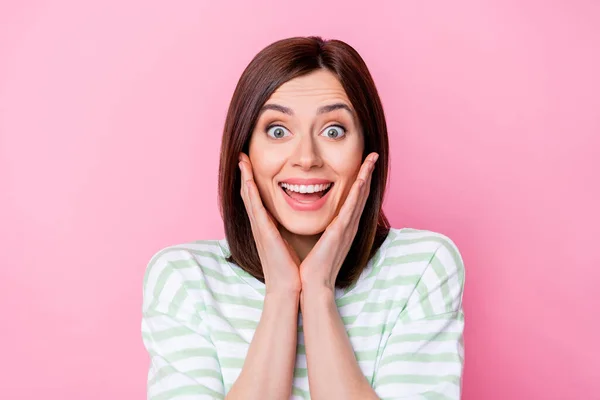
[{"xmin": 373, "ymin": 154, "xmax": 379, "ymax": 163}]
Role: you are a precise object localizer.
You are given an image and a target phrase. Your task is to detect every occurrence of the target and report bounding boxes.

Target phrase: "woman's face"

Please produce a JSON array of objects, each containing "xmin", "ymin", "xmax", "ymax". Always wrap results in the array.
[{"xmin": 248, "ymin": 69, "xmax": 364, "ymax": 236}]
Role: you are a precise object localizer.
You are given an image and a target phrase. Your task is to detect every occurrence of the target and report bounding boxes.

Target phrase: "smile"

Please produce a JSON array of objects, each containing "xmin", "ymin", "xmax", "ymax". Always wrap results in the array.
[{"xmin": 278, "ymin": 180, "xmax": 334, "ymax": 211}]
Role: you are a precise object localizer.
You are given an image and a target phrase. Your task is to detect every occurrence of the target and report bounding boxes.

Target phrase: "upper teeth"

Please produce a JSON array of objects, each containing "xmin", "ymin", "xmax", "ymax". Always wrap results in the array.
[{"xmin": 280, "ymin": 183, "xmax": 332, "ymax": 193}]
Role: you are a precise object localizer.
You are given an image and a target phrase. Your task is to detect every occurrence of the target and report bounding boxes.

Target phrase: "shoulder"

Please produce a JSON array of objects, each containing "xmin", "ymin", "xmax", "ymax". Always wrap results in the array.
[
  {"xmin": 379, "ymin": 227, "xmax": 465, "ymax": 296},
  {"xmin": 383, "ymin": 227, "xmax": 465, "ymax": 317},
  {"xmin": 142, "ymin": 239, "xmax": 228, "ymax": 309},
  {"xmin": 382, "ymin": 227, "xmax": 464, "ymax": 275},
  {"xmin": 385, "ymin": 227, "xmax": 462, "ymax": 254}
]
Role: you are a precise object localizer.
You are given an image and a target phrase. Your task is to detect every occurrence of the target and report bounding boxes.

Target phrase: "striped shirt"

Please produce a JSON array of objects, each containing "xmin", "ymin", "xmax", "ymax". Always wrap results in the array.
[{"xmin": 141, "ymin": 227, "xmax": 465, "ymax": 399}]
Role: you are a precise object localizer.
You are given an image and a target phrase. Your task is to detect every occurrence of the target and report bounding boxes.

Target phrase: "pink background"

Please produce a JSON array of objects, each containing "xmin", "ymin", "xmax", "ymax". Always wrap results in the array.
[{"xmin": 1, "ymin": 1, "xmax": 599, "ymax": 399}]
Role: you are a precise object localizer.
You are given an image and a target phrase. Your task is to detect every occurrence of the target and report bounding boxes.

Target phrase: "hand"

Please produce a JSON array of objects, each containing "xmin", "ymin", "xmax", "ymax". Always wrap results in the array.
[
  {"xmin": 299, "ymin": 152, "xmax": 379, "ymax": 292},
  {"xmin": 238, "ymin": 153, "xmax": 302, "ymax": 295}
]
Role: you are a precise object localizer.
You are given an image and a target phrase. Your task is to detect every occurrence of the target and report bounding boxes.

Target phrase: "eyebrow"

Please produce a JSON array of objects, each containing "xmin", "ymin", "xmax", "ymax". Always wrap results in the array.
[{"xmin": 259, "ymin": 102, "xmax": 355, "ymax": 117}]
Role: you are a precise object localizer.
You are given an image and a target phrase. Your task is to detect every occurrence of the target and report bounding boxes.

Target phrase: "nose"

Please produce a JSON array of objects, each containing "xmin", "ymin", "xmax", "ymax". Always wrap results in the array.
[{"xmin": 291, "ymin": 133, "xmax": 323, "ymax": 170}]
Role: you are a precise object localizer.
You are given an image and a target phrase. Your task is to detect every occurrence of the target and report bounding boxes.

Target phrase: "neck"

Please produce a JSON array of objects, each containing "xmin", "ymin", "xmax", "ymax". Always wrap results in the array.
[{"xmin": 279, "ymin": 226, "xmax": 322, "ymax": 262}]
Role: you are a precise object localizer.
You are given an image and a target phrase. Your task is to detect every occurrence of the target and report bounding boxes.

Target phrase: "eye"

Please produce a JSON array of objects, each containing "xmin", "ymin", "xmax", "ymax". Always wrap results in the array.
[
  {"xmin": 266, "ymin": 125, "xmax": 291, "ymax": 139},
  {"xmin": 320, "ymin": 125, "xmax": 346, "ymax": 139}
]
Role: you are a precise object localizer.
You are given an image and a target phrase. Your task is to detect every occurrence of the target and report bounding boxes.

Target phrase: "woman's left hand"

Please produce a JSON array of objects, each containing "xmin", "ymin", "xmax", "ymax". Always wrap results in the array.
[{"xmin": 299, "ymin": 152, "xmax": 379, "ymax": 292}]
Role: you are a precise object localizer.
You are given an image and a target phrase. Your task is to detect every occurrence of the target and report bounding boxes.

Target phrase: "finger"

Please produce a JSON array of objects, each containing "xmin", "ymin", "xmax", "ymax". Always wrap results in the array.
[
  {"xmin": 239, "ymin": 154, "xmax": 260, "ymax": 221},
  {"xmin": 238, "ymin": 159, "xmax": 257, "ymax": 227},
  {"xmin": 337, "ymin": 153, "xmax": 378, "ymax": 227},
  {"xmin": 247, "ymin": 186, "xmax": 278, "ymax": 229},
  {"xmin": 239, "ymin": 156, "xmax": 278, "ymax": 235},
  {"xmin": 357, "ymin": 152, "xmax": 378, "ymax": 183},
  {"xmin": 336, "ymin": 171, "xmax": 367, "ymax": 227},
  {"xmin": 239, "ymin": 160, "xmax": 275, "ymax": 255},
  {"xmin": 351, "ymin": 153, "xmax": 378, "ymax": 228},
  {"xmin": 239, "ymin": 155, "xmax": 255, "ymax": 188},
  {"xmin": 246, "ymin": 178, "xmax": 280, "ymax": 238}
]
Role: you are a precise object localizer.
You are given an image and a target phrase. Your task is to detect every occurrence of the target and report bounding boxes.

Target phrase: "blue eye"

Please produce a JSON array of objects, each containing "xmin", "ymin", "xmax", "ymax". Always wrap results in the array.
[
  {"xmin": 266, "ymin": 125, "xmax": 291, "ymax": 139},
  {"xmin": 321, "ymin": 125, "xmax": 346, "ymax": 139}
]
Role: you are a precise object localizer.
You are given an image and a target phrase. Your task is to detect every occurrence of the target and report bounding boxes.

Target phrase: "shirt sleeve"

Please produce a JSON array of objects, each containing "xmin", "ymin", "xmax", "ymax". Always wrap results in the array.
[
  {"xmin": 141, "ymin": 250, "xmax": 225, "ymax": 400},
  {"xmin": 373, "ymin": 235, "xmax": 466, "ymax": 400}
]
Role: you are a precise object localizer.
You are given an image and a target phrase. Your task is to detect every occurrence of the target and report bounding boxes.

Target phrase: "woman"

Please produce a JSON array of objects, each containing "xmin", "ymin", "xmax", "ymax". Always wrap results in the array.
[{"xmin": 142, "ymin": 36, "xmax": 465, "ymax": 399}]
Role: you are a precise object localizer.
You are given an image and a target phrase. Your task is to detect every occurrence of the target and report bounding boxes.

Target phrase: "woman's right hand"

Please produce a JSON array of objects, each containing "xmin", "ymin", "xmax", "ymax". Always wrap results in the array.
[{"xmin": 238, "ymin": 153, "xmax": 302, "ymax": 295}]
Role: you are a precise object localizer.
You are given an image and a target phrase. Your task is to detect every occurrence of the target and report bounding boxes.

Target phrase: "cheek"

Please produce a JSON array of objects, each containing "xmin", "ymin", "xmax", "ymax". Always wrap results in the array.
[
  {"xmin": 325, "ymin": 147, "xmax": 363, "ymax": 180},
  {"xmin": 248, "ymin": 151, "xmax": 283, "ymax": 205},
  {"xmin": 324, "ymin": 149, "xmax": 363, "ymax": 204}
]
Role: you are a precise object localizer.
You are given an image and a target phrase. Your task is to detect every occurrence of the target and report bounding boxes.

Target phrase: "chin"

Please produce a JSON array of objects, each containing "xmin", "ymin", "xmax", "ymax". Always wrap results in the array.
[{"xmin": 278, "ymin": 214, "xmax": 331, "ymax": 236}]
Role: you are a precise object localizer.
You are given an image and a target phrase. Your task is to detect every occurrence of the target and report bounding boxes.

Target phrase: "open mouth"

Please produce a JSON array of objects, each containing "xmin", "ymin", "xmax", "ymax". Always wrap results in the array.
[{"xmin": 279, "ymin": 182, "xmax": 334, "ymax": 202}]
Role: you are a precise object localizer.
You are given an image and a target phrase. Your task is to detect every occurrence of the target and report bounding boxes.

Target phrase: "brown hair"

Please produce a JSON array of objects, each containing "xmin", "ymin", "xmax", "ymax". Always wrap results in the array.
[{"xmin": 218, "ymin": 36, "xmax": 390, "ymax": 289}]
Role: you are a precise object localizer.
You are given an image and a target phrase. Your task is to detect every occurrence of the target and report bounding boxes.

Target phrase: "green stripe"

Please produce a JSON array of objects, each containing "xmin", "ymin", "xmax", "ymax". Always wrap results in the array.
[
  {"xmin": 380, "ymin": 391, "xmax": 455, "ymax": 400},
  {"xmin": 400, "ymin": 312, "xmax": 464, "ymax": 322},
  {"xmin": 341, "ymin": 235, "xmax": 388, "ymax": 295},
  {"xmin": 297, "ymin": 322, "xmax": 395, "ymax": 336},
  {"xmin": 292, "ymin": 385, "xmax": 311, "ymax": 398},
  {"xmin": 206, "ymin": 306, "xmax": 259, "ymax": 330},
  {"xmin": 300, "ymin": 320, "xmax": 406, "ymax": 337},
  {"xmin": 150, "ymin": 384, "xmax": 224, "ymax": 400},
  {"xmin": 376, "ymin": 373, "xmax": 460, "ymax": 386},
  {"xmin": 430, "ymin": 255, "xmax": 453, "ymax": 313},
  {"xmin": 372, "ymin": 274, "xmax": 422, "ymax": 289},
  {"xmin": 387, "ymin": 331, "xmax": 462, "ymax": 344},
  {"xmin": 296, "ymin": 346, "xmax": 377, "ymax": 362},
  {"xmin": 185, "ymin": 281, "xmax": 264, "ymax": 309},
  {"xmin": 149, "ymin": 348, "xmax": 218, "ymax": 362},
  {"xmin": 408, "ymin": 248, "xmax": 439, "ymax": 318},
  {"xmin": 212, "ymin": 331, "xmax": 248, "ymax": 343},
  {"xmin": 361, "ymin": 299, "xmax": 394, "ymax": 312},
  {"xmin": 416, "ymin": 280, "xmax": 435, "ymax": 316},
  {"xmin": 168, "ymin": 284, "xmax": 187, "ymax": 316},
  {"xmin": 147, "ymin": 325, "xmax": 194, "ymax": 341},
  {"xmin": 339, "ymin": 297, "xmax": 407, "ymax": 324},
  {"xmin": 149, "ymin": 365, "xmax": 223, "ymax": 388},
  {"xmin": 336, "ymin": 290, "xmax": 369, "ymax": 307},
  {"xmin": 200, "ymin": 264, "xmax": 245, "ymax": 285},
  {"xmin": 150, "ymin": 263, "xmax": 174, "ymax": 311},
  {"xmin": 220, "ymin": 357, "xmax": 245, "ymax": 369},
  {"xmin": 187, "ymin": 368, "xmax": 223, "ymax": 380},
  {"xmin": 347, "ymin": 323, "xmax": 393, "ymax": 337},
  {"xmin": 355, "ymin": 349, "xmax": 378, "ymax": 362},
  {"xmin": 386, "ymin": 231, "xmax": 457, "ymax": 250},
  {"xmin": 209, "ymin": 292, "xmax": 263, "ymax": 309},
  {"xmin": 144, "ymin": 246, "xmax": 215, "ymax": 294},
  {"xmin": 337, "ymin": 252, "xmax": 432, "ymax": 307},
  {"xmin": 379, "ymin": 352, "xmax": 461, "ymax": 366},
  {"xmin": 294, "ymin": 367, "xmax": 308, "ymax": 378},
  {"xmin": 421, "ymin": 391, "xmax": 456, "ymax": 400},
  {"xmin": 379, "ymin": 252, "xmax": 434, "ymax": 267},
  {"xmin": 161, "ymin": 258, "xmax": 247, "ymax": 287},
  {"xmin": 437, "ymin": 238, "xmax": 465, "ymax": 304},
  {"xmin": 147, "ymin": 245, "xmax": 222, "ymax": 270}
]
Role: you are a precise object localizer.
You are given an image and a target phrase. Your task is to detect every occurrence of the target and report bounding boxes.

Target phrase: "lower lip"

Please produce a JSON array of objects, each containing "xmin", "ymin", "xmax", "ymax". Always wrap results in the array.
[{"xmin": 280, "ymin": 185, "xmax": 332, "ymax": 211}]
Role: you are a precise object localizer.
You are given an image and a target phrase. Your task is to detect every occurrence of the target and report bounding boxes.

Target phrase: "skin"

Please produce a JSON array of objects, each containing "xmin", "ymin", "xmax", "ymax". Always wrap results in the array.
[
  {"xmin": 248, "ymin": 69, "xmax": 365, "ymax": 261},
  {"xmin": 227, "ymin": 69, "xmax": 380, "ymax": 399}
]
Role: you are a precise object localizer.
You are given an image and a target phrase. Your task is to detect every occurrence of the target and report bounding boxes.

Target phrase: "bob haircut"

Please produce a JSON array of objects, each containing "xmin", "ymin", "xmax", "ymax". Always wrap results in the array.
[{"xmin": 218, "ymin": 36, "xmax": 391, "ymax": 289}]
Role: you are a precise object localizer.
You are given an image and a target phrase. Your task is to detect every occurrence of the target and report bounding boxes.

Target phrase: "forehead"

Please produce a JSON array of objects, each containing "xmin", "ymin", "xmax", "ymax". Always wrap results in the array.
[{"xmin": 267, "ymin": 69, "xmax": 351, "ymax": 108}]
